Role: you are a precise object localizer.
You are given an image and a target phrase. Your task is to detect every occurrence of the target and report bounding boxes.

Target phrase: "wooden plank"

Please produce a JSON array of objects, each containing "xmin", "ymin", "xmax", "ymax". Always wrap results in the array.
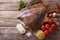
[
  {"xmin": 41, "ymin": 0, "xmax": 60, "ymax": 6},
  {"xmin": 0, "ymin": 2, "xmax": 19, "ymax": 11},
  {"xmin": 0, "ymin": 0, "xmax": 32, "ymax": 11},
  {"xmin": 0, "ymin": 0, "xmax": 19, "ymax": 2},
  {"xmin": 0, "ymin": 27, "xmax": 38, "ymax": 40},
  {"xmin": 41, "ymin": 0, "xmax": 55, "ymax": 6},
  {"xmin": 55, "ymin": 1, "xmax": 60, "ymax": 8},
  {"xmin": 0, "ymin": 0, "xmax": 60, "ymax": 2},
  {"xmin": 0, "ymin": 8, "xmax": 45, "ymax": 19},
  {"xmin": 41, "ymin": 0, "xmax": 60, "ymax": 1},
  {"xmin": 0, "ymin": 2, "xmax": 59, "ymax": 11},
  {"xmin": 0, "ymin": 11, "xmax": 23, "ymax": 18},
  {"xmin": 0, "ymin": 0, "xmax": 32, "ymax": 3},
  {"xmin": 0, "ymin": 19, "xmax": 19, "ymax": 27},
  {"xmin": 0, "ymin": 27, "xmax": 18, "ymax": 34},
  {"xmin": 0, "ymin": 1, "xmax": 60, "ymax": 11}
]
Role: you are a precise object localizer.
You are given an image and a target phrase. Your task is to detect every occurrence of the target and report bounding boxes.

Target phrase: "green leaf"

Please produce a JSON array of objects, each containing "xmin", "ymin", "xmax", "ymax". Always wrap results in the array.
[
  {"xmin": 18, "ymin": 0, "xmax": 26, "ymax": 10},
  {"xmin": 30, "ymin": 0, "xmax": 41, "ymax": 5}
]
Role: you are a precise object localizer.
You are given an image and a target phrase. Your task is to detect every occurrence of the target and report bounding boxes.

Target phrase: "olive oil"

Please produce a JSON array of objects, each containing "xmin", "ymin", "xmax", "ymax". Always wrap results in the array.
[{"xmin": 34, "ymin": 30, "xmax": 45, "ymax": 40}]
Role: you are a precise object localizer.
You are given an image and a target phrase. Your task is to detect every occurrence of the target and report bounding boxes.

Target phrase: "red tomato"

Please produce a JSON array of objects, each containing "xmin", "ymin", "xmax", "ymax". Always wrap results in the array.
[
  {"xmin": 51, "ymin": 24, "xmax": 56, "ymax": 29},
  {"xmin": 45, "ymin": 24, "xmax": 50, "ymax": 29},
  {"xmin": 41, "ymin": 25, "xmax": 45, "ymax": 31},
  {"xmin": 49, "ymin": 27, "xmax": 53, "ymax": 33},
  {"xmin": 48, "ymin": 18, "xmax": 53, "ymax": 23},
  {"xmin": 44, "ymin": 30, "xmax": 49, "ymax": 35}
]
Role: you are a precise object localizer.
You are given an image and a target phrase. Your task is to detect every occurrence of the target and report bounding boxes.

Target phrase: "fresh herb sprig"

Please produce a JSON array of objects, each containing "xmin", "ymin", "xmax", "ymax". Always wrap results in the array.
[
  {"xmin": 18, "ymin": 0, "xmax": 41, "ymax": 10},
  {"xmin": 30, "ymin": 0, "xmax": 41, "ymax": 5},
  {"xmin": 18, "ymin": 0, "xmax": 26, "ymax": 10}
]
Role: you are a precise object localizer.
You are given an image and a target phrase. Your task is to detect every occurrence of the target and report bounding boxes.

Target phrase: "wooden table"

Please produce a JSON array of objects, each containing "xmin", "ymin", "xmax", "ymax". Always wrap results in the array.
[
  {"xmin": 0, "ymin": 0, "xmax": 60, "ymax": 40},
  {"xmin": 0, "ymin": 0, "xmax": 39, "ymax": 40}
]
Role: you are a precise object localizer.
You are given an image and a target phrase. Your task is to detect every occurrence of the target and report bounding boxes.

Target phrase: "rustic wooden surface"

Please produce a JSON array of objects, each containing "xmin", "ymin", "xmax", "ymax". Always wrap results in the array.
[
  {"xmin": 0, "ymin": 0, "xmax": 39, "ymax": 40},
  {"xmin": 0, "ymin": 0, "xmax": 60, "ymax": 40}
]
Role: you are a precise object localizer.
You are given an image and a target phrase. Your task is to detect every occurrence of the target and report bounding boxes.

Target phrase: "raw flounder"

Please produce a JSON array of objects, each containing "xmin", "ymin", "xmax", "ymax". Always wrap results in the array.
[{"xmin": 17, "ymin": 7, "xmax": 46, "ymax": 31}]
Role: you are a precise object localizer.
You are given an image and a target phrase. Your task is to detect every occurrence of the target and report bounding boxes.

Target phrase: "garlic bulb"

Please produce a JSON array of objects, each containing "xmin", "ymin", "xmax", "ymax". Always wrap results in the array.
[{"xmin": 16, "ymin": 23, "xmax": 26, "ymax": 34}]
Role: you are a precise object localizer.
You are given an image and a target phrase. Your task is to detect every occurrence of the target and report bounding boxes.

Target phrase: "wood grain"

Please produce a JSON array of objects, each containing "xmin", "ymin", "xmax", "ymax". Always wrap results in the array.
[
  {"xmin": 0, "ymin": 11, "xmax": 22, "ymax": 18},
  {"xmin": 0, "ymin": 0, "xmax": 32, "ymax": 3},
  {"xmin": 0, "ymin": 27, "xmax": 18, "ymax": 34},
  {"xmin": 0, "ymin": 0, "xmax": 60, "ymax": 11},
  {"xmin": 0, "ymin": 0, "xmax": 30, "ymax": 11},
  {"xmin": 0, "ymin": 19, "xmax": 19, "ymax": 27},
  {"xmin": 0, "ymin": 0, "xmax": 59, "ymax": 2},
  {"xmin": 0, "ymin": 2, "xmax": 19, "ymax": 11},
  {"xmin": 41, "ymin": 0, "xmax": 60, "ymax": 6},
  {"xmin": 0, "ymin": 27, "xmax": 38, "ymax": 40},
  {"xmin": 0, "ymin": 0, "xmax": 19, "ymax": 2},
  {"xmin": 0, "ymin": 0, "xmax": 60, "ymax": 40}
]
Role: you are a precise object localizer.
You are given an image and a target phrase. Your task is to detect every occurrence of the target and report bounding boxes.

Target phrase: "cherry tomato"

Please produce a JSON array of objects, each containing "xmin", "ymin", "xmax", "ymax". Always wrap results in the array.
[
  {"xmin": 48, "ymin": 18, "xmax": 53, "ymax": 23},
  {"xmin": 45, "ymin": 24, "xmax": 50, "ymax": 29},
  {"xmin": 51, "ymin": 24, "xmax": 56, "ymax": 29},
  {"xmin": 44, "ymin": 30, "xmax": 49, "ymax": 35},
  {"xmin": 49, "ymin": 27, "xmax": 53, "ymax": 33},
  {"xmin": 41, "ymin": 25, "xmax": 45, "ymax": 31}
]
